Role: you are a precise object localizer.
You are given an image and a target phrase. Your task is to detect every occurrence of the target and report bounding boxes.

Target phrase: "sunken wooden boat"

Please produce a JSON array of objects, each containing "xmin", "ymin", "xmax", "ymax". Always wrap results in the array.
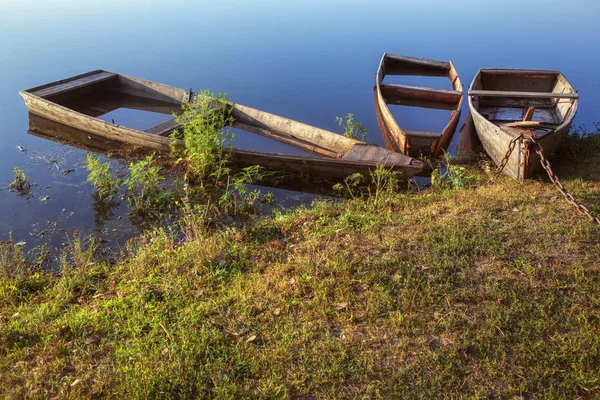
[
  {"xmin": 468, "ymin": 69, "xmax": 578, "ymax": 181},
  {"xmin": 20, "ymin": 70, "xmax": 425, "ymax": 181},
  {"xmin": 374, "ymin": 54, "xmax": 463, "ymax": 157}
]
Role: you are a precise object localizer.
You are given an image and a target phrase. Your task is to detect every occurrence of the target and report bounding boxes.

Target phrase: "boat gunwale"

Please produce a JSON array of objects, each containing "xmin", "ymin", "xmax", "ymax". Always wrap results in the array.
[{"xmin": 20, "ymin": 89, "xmax": 173, "ymax": 147}]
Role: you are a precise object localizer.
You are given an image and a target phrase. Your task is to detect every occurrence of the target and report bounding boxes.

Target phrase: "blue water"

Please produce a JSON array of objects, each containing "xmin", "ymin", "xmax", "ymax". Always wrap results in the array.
[{"xmin": 1, "ymin": 0, "xmax": 599, "ymax": 250}]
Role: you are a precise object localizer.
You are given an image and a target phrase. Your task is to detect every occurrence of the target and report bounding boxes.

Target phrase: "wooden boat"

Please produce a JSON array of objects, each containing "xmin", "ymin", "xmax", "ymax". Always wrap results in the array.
[
  {"xmin": 468, "ymin": 69, "xmax": 579, "ymax": 181},
  {"xmin": 20, "ymin": 70, "xmax": 425, "ymax": 181},
  {"xmin": 374, "ymin": 53, "xmax": 463, "ymax": 157}
]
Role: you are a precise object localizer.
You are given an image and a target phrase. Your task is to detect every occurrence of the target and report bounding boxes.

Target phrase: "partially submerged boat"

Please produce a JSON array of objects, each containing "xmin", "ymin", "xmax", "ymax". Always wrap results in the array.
[
  {"xmin": 468, "ymin": 69, "xmax": 578, "ymax": 181},
  {"xmin": 20, "ymin": 70, "xmax": 425, "ymax": 181},
  {"xmin": 374, "ymin": 53, "xmax": 463, "ymax": 157}
]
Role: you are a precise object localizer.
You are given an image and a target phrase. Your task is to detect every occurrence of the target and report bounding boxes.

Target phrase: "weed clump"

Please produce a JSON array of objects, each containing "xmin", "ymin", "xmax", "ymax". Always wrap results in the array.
[
  {"xmin": 171, "ymin": 91, "xmax": 272, "ymax": 218},
  {"xmin": 333, "ymin": 165, "xmax": 405, "ymax": 207},
  {"xmin": 9, "ymin": 167, "xmax": 32, "ymax": 197},
  {"xmin": 336, "ymin": 112, "xmax": 368, "ymax": 141},
  {"xmin": 172, "ymin": 90, "xmax": 234, "ymax": 186},
  {"xmin": 124, "ymin": 155, "xmax": 179, "ymax": 217},
  {"xmin": 85, "ymin": 154, "xmax": 120, "ymax": 200},
  {"xmin": 431, "ymin": 153, "xmax": 477, "ymax": 190}
]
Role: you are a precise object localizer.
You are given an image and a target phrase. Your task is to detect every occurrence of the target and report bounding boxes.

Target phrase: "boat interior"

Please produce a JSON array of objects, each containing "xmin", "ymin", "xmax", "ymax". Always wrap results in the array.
[
  {"xmin": 25, "ymin": 71, "xmax": 184, "ymax": 129},
  {"xmin": 377, "ymin": 55, "xmax": 462, "ymax": 111},
  {"xmin": 470, "ymin": 69, "xmax": 578, "ymax": 137},
  {"xmin": 375, "ymin": 54, "xmax": 463, "ymax": 155},
  {"xmin": 24, "ymin": 71, "xmax": 330, "ymax": 157}
]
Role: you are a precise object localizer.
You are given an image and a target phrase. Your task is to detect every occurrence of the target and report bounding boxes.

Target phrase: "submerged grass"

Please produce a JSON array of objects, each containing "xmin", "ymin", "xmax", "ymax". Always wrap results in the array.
[{"xmin": 1, "ymin": 132, "xmax": 600, "ymax": 399}]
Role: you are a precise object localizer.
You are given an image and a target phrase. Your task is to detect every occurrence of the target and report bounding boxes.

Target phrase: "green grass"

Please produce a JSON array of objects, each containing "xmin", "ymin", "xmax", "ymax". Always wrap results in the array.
[{"xmin": 1, "ymin": 133, "xmax": 600, "ymax": 399}]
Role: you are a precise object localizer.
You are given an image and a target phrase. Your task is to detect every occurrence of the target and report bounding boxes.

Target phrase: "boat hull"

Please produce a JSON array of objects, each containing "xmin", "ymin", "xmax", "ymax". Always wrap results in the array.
[
  {"xmin": 21, "ymin": 70, "xmax": 424, "ymax": 182},
  {"xmin": 468, "ymin": 68, "xmax": 578, "ymax": 181},
  {"xmin": 374, "ymin": 53, "xmax": 463, "ymax": 158}
]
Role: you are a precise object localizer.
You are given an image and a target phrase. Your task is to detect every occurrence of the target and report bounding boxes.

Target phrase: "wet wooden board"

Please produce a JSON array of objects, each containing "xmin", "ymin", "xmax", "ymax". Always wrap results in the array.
[
  {"xmin": 478, "ymin": 107, "xmax": 561, "ymax": 124},
  {"xmin": 32, "ymin": 72, "xmax": 117, "ymax": 98},
  {"xmin": 379, "ymin": 84, "xmax": 462, "ymax": 105},
  {"xmin": 469, "ymin": 90, "xmax": 579, "ymax": 99},
  {"xmin": 146, "ymin": 118, "xmax": 180, "ymax": 136},
  {"xmin": 456, "ymin": 111, "xmax": 482, "ymax": 162},
  {"xmin": 383, "ymin": 54, "xmax": 451, "ymax": 77}
]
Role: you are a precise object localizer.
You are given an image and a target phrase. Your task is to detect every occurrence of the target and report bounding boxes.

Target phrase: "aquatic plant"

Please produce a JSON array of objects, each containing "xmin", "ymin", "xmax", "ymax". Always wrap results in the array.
[
  {"xmin": 171, "ymin": 92, "xmax": 274, "ymax": 217},
  {"xmin": 85, "ymin": 154, "xmax": 121, "ymax": 200},
  {"xmin": 9, "ymin": 167, "xmax": 32, "ymax": 195},
  {"xmin": 336, "ymin": 113, "xmax": 368, "ymax": 141},
  {"xmin": 124, "ymin": 155, "xmax": 176, "ymax": 217},
  {"xmin": 172, "ymin": 90, "xmax": 234, "ymax": 186}
]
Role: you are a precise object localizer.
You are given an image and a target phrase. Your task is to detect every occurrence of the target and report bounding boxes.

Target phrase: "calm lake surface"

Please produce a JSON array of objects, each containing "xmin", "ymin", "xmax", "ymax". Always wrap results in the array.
[{"xmin": 1, "ymin": 0, "xmax": 599, "ymax": 252}]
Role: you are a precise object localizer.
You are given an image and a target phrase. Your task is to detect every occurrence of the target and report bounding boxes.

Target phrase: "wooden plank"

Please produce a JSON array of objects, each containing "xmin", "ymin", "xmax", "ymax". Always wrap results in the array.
[
  {"xmin": 380, "ymin": 84, "xmax": 462, "ymax": 104},
  {"xmin": 457, "ymin": 111, "xmax": 482, "ymax": 162},
  {"xmin": 231, "ymin": 104, "xmax": 357, "ymax": 154},
  {"xmin": 404, "ymin": 130, "xmax": 441, "ymax": 139},
  {"xmin": 341, "ymin": 143, "xmax": 415, "ymax": 165},
  {"xmin": 385, "ymin": 54, "xmax": 451, "ymax": 70},
  {"xmin": 502, "ymin": 121, "xmax": 541, "ymax": 128},
  {"xmin": 374, "ymin": 86, "xmax": 406, "ymax": 153},
  {"xmin": 383, "ymin": 96, "xmax": 458, "ymax": 111},
  {"xmin": 478, "ymin": 98, "xmax": 555, "ymax": 108},
  {"xmin": 231, "ymin": 121, "xmax": 341, "ymax": 158},
  {"xmin": 230, "ymin": 148, "xmax": 423, "ymax": 181},
  {"xmin": 118, "ymin": 74, "xmax": 189, "ymax": 104},
  {"xmin": 146, "ymin": 118, "xmax": 181, "ymax": 136},
  {"xmin": 523, "ymin": 106, "xmax": 535, "ymax": 121},
  {"xmin": 20, "ymin": 92, "xmax": 174, "ymax": 152},
  {"xmin": 469, "ymin": 90, "xmax": 578, "ymax": 99},
  {"xmin": 381, "ymin": 53, "xmax": 452, "ymax": 77},
  {"xmin": 480, "ymin": 68, "xmax": 560, "ymax": 76},
  {"xmin": 31, "ymin": 72, "xmax": 117, "ymax": 98}
]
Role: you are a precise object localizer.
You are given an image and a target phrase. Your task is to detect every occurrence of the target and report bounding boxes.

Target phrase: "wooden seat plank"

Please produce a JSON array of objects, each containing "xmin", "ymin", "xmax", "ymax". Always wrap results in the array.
[
  {"xmin": 403, "ymin": 130, "xmax": 441, "ymax": 139},
  {"xmin": 145, "ymin": 118, "xmax": 181, "ymax": 136},
  {"xmin": 384, "ymin": 54, "xmax": 451, "ymax": 70},
  {"xmin": 469, "ymin": 90, "xmax": 578, "ymax": 99},
  {"xmin": 32, "ymin": 72, "xmax": 117, "ymax": 98},
  {"xmin": 380, "ymin": 84, "xmax": 462, "ymax": 105}
]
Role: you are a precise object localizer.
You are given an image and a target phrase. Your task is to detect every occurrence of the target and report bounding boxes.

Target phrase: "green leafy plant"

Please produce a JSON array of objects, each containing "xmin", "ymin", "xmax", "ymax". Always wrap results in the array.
[
  {"xmin": 171, "ymin": 91, "xmax": 275, "ymax": 218},
  {"xmin": 369, "ymin": 165, "xmax": 403, "ymax": 206},
  {"xmin": 333, "ymin": 172, "xmax": 366, "ymax": 199},
  {"xmin": 333, "ymin": 165, "xmax": 405, "ymax": 207},
  {"xmin": 9, "ymin": 167, "xmax": 32, "ymax": 196},
  {"xmin": 124, "ymin": 155, "xmax": 174, "ymax": 216},
  {"xmin": 172, "ymin": 91, "xmax": 234, "ymax": 186},
  {"xmin": 336, "ymin": 113, "xmax": 368, "ymax": 141},
  {"xmin": 220, "ymin": 166, "xmax": 272, "ymax": 216},
  {"xmin": 85, "ymin": 154, "xmax": 120, "ymax": 200},
  {"xmin": 430, "ymin": 153, "xmax": 476, "ymax": 190}
]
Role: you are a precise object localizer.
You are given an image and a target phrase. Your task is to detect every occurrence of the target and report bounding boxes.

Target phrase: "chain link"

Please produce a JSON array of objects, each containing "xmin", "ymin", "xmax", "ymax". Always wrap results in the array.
[
  {"xmin": 494, "ymin": 132, "xmax": 526, "ymax": 178},
  {"xmin": 495, "ymin": 130, "xmax": 600, "ymax": 225}
]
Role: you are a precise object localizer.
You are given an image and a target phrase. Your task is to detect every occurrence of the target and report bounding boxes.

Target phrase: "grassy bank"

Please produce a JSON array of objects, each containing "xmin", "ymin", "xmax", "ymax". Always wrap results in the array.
[{"xmin": 1, "ymin": 132, "xmax": 600, "ymax": 399}]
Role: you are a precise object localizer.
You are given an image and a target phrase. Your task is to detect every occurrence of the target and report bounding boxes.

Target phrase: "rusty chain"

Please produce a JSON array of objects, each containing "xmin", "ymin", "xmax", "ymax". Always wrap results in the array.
[
  {"xmin": 495, "ymin": 130, "xmax": 600, "ymax": 225},
  {"xmin": 494, "ymin": 132, "xmax": 527, "ymax": 178}
]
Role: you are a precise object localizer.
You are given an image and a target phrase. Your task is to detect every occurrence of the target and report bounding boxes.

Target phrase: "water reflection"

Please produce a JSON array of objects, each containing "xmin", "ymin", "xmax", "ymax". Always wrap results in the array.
[{"xmin": 24, "ymin": 113, "xmax": 332, "ymax": 252}]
